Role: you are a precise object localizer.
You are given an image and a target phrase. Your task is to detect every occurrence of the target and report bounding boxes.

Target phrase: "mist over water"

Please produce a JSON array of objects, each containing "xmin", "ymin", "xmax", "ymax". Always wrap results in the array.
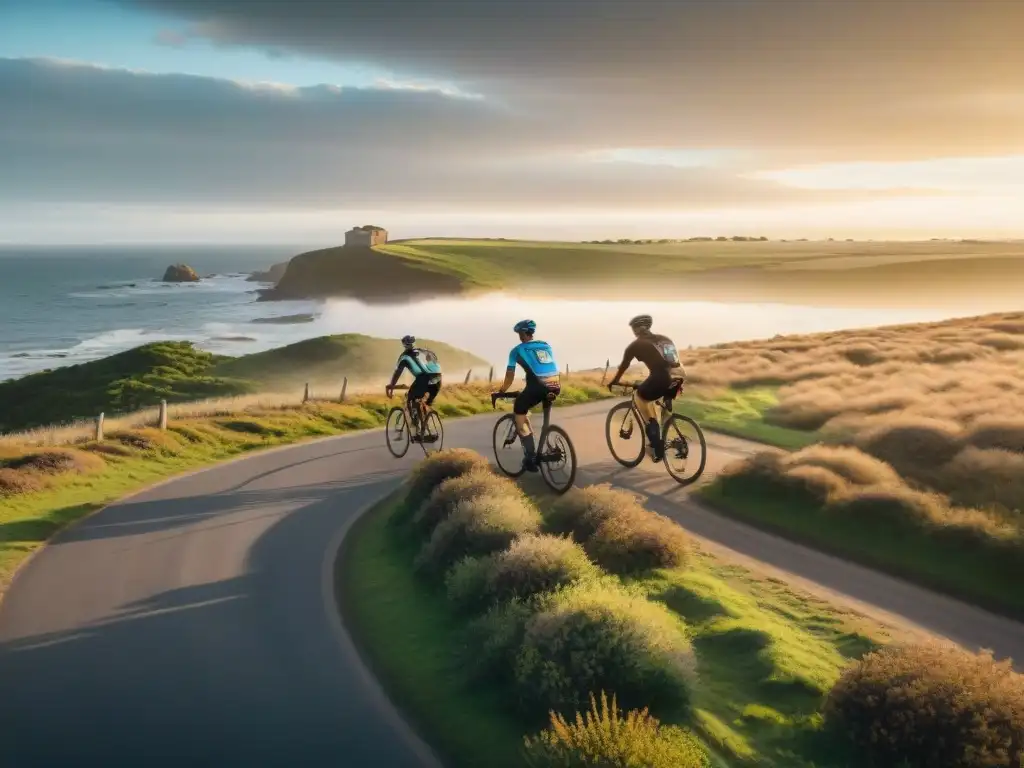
[{"xmin": 1, "ymin": 246, "xmax": 1017, "ymax": 380}]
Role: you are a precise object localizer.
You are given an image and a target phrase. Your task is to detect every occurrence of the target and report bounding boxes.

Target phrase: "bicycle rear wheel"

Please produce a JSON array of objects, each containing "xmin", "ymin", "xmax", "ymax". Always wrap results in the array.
[
  {"xmin": 420, "ymin": 410, "xmax": 444, "ymax": 455},
  {"xmin": 662, "ymin": 414, "xmax": 707, "ymax": 486},
  {"xmin": 604, "ymin": 401, "xmax": 645, "ymax": 468},
  {"xmin": 492, "ymin": 413, "xmax": 526, "ymax": 477},
  {"xmin": 538, "ymin": 425, "xmax": 577, "ymax": 494},
  {"xmin": 385, "ymin": 407, "xmax": 411, "ymax": 458}
]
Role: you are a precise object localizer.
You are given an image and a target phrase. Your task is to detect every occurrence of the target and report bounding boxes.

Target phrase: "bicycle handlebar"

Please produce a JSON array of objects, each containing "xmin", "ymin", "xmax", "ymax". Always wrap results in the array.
[
  {"xmin": 385, "ymin": 383, "xmax": 409, "ymax": 399},
  {"xmin": 490, "ymin": 391, "xmax": 520, "ymax": 408}
]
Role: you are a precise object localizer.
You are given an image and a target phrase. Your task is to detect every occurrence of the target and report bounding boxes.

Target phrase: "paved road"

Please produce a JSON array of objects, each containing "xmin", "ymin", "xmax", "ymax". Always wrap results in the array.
[{"xmin": 2, "ymin": 399, "xmax": 1023, "ymax": 767}]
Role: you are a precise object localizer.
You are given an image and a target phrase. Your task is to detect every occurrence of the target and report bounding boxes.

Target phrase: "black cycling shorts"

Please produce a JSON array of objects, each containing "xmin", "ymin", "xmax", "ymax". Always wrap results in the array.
[
  {"xmin": 408, "ymin": 374, "xmax": 442, "ymax": 406},
  {"xmin": 514, "ymin": 379, "xmax": 560, "ymax": 415},
  {"xmin": 636, "ymin": 368, "xmax": 674, "ymax": 403}
]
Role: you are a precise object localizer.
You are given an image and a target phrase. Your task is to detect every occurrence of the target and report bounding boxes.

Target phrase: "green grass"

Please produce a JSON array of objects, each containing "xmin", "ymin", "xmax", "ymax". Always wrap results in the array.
[
  {"xmin": 339, "ymin": 491, "xmax": 526, "ymax": 768},
  {"xmin": 340, "ymin": 495, "xmax": 897, "ymax": 767},
  {"xmin": 0, "ymin": 335, "xmax": 488, "ymax": 433},
  {"xmin": 678, "ymin": 387, "xmax": 820, "ymax": 450},
  {"xmin": 372, "ymin": 239, "xmax": 1024, "ymax": 303},
  {"xmin": 698, "ymin": 480, "xmax": 1024, "ymax": 621},
  {"xmin": 0, "ymin": 377, "xmax": 613, "ymax": 597}
]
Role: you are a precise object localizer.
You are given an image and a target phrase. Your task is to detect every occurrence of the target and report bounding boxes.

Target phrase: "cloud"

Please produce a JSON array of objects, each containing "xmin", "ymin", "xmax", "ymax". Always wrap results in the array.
[
  {"xmin": 121, "ymin": 0, "xmax": 1024, "ymax": 162},
  {"xmin": 0, "ymin": 56, "xmax": 911, "ymax": 210}
]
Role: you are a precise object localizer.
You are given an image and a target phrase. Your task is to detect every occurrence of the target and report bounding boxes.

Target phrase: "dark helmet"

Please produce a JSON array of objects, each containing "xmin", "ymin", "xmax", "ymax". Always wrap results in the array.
[
  {"xmin": 513, "ymin": 319, "xmax": 537, "ymax": 335},
  {"xmin": 628, "ymin": 314, "xmax": 653, "ymax": 331},
  {"xmin": 401, "ymin": 334, "xmax": 416, "ymax": 347}
]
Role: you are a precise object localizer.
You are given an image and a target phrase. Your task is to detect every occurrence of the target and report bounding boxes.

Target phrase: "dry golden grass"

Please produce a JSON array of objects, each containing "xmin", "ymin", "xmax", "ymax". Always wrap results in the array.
[{"xmin": 684, "ymin": 310, "xmax": 1024, "ymax": 516}]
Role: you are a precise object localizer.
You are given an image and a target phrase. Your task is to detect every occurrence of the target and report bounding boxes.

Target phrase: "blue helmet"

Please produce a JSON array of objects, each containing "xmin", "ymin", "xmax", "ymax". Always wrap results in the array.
[
  {"xmin": 513, "ymin": 319, "xmax": 536, "ymax": 335},
  {"xmin": 401, "ymin": 334, "xmax": 415, "ymax": 347}
]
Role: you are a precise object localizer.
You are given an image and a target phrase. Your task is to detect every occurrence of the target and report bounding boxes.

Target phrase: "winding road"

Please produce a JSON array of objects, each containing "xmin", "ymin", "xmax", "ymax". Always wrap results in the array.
[{"xmin": 2, "ymin": 399, "xmax": 1023, "ymax": 767}]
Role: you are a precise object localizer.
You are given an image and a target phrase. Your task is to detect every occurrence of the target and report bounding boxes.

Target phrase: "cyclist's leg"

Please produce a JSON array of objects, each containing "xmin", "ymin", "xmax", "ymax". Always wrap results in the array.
[
  {"xmin": 635, "ymin": 373, "xmax": 669, "ymax": 459},
  {"xmin": 513, "ymin": 386, "xmax": 543, "ymax": 471}
]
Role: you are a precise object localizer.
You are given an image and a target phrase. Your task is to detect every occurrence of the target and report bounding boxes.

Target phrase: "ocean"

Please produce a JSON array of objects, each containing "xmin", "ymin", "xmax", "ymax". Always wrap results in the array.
[
  {"xmin": 0, "ymin": 245, "xmax": 310, "ymax": 380},
  {"xmin": 2, "ymin": 245, "xmax": 1016, "ymax": 384}
]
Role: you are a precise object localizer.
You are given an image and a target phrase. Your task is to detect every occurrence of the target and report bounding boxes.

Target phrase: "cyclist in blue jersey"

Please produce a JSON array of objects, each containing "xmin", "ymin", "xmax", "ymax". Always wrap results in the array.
[
  {"xmin": 386, "ymin": 335, "xmax": 443, "ymax": 429},
  {"xmin": 495, "ymin": 319, "xmax": 560, "ymax": 471}
]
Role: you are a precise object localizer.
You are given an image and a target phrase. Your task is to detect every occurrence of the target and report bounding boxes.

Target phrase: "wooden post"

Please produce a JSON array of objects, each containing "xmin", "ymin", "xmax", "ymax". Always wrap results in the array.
[
  {"xmin": 565, "ymin": 363, "xmax": 570, "ymax": 379},
  {"xmin": 95, "ymin": 412, "xmax": 105, "ymax": 442},
  {"xmin": 340, "ymin": 377, "xmax": 348, "ymax": 403},
  {"xmin": 601, "ymin": 360, "xmax": 610, "ymax": 384},
  {"xmin": 158, "ymin": 400, "xmax": 168, "ymax": 430},
  {"xmin": 464, "ymin": 368, "xmax": 472, "ymax": 384},
  {"xmin": 303, "ymin": 383, "xmax": 310, "ymax": 403},
  {"xmin": 488, "ymin": 366, "xmax": 494, "ymax": 383}
]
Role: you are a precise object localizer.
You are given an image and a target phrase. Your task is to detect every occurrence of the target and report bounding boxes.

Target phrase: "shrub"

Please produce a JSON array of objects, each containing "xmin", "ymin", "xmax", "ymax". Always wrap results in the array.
[
  {"xmin": 406, "ymin": 448, "xmax": 491, "ymax": 501},
  {"xmin": 786, "ymin": 445, "xmax": 901, "ymax": 486},
  {"xmin": 0, "ymin": 467, "xmax": 45, "ymax": 497},
  {"xmin": 718, "ymin": 452, "xmax": 844, "ymax": 506},
  {"xmin": 825, "ymin": 485, "xmax": 948, "ymax": 529},
  {"xmin": 514, "ymin": 581, "xmax": 696, "ymax": 717},
  {"xmin": 825, "ymin": 644, "xmax": 1024, "ymax": 768},
  {"xmin": 586, "ymin": 510, "xmax": 690, "ymax": 575},
  {"xmin": 3, "ymin": 448, "xmax": 103, "ymax": 475},
  {"xmin": 523, "ymin": 691, "xmax": 710, "ymax": 768},
  {"xmin": 447, "ymin": 534, "xmax": 601, "ymax": 611},
  {"xmin": 461, "ymin": 598, "xmax": 536, "ymax": 684},
  {"xmin": 965, "ymin": 417, "xmax": 1024, "ymax": 454},
  {"xmin": 855, "ymin": 418, "xmax": 963, "ymax": 477},
  {"xmin": 546, "ymin": 484, "xmax": 646, "ymax": 541},
  {"xmin": 412, "ymin": 468, "xmax": 512, "ymax": 536},
  {"xmin": 415, "ymin": 493, "xmax": 542, "ymax": 576},
  {"xmin": 939, "ymin": 446, "xmax": 1024, "ymax": 513}
]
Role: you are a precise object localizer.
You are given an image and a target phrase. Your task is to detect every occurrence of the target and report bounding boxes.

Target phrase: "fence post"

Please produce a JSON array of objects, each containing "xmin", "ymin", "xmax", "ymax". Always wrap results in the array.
[
  {"xmin": 464, "ymin": 368, "xmax": 472, "ymax": 384},
  {"xmin": 158, "ymin": 400, "xmax": 168, "ymax": 430},
  {"xmin": 95, "ymin": 412, "xmax": 105, "ymax": 442},
  {"xmin": 565, "ymin": 363, "xmax": 570, "ymax": 379},
  {"xmin": 303, "ymin": 383, "xmax": 310, "ymax": 403},
  {"xmin": 601, "ymin": 359, "xmax": 610, "ymax": 384},
  {"xmin": 340, "ymin": 377, "xmax": 348, "ymax": 403},
  {"xmin": 488, "ymin": 366, "xmax": 494, "ymax": 383}
]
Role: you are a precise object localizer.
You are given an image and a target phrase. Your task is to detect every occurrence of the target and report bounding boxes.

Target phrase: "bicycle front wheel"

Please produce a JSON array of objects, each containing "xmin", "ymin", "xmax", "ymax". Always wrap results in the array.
[
  {"xmin": 492, "ymin": 414, "xmax": 526, "ymax": 477},
  {"xmin": 662, "ymin": 414, "xmax": 707, "ymax": 486},
  {"xmin": 385, "ymin": 407, "xmax": 411, "ymax": 458},
  {"xmin": 605, "ymin": 401, "xmax": 645, "ymax": 468},
  {"xmin": 420, "ymin": 410, "xmax": 444, "ymax": 455},
  {"xmin": 538, "ymin": 425, "xmax": 577, "ymax": 494}
]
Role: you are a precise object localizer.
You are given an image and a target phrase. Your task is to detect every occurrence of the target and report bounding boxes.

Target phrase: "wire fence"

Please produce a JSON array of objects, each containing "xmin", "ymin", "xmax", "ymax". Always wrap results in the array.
[{"xmin": 2, "ymin": 359, "xmax": 630, "ymax": 447}]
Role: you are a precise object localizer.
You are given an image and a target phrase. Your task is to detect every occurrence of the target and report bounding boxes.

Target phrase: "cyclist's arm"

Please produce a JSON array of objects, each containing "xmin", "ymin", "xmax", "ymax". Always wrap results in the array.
[
  {"xmin": 388, "ymin": 356, "xmax": 411, "ymax": 388},
  {"xmin": 498, "ymin": 348, "xmax": 518, "ymax": 393},
  {"xmin": 608, "ymin": 343, "xmax": 637, "ymax": 387}
]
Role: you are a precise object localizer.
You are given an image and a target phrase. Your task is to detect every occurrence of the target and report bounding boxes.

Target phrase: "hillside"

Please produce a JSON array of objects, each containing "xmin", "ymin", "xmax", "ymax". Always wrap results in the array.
[
  {"xmin": 0, "ymin": 336, "xmax": 487, "ymax": 433},
  {"xmin": 259, "ymin": 245, "xmax": 464, "ymax": 302},
  {"xmin": 375, "ymin": 238, "xmax": 1024, "ymax": 306},
  {"xmin": 213, "ymin": 335, "xmax": 488, "ymax": 389}
]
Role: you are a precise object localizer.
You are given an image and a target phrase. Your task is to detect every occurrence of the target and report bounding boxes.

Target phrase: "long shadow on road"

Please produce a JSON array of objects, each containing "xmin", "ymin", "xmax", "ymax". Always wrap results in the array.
[{"xmin": 0, "ymin": 473, "xmax": 437, "ymax": 768}]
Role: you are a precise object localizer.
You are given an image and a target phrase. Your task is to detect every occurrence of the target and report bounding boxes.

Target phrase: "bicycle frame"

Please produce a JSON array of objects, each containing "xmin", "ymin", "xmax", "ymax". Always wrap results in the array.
[
  {"xmin": 491, "ymin": 392, "xmax": 559, "ymax": 462},
  {"xmin": 388, "ymin": 384, "xmax": 429, "ymax": 438},
  {"xmin": 618, "ymin": 378, "xmax": 684, "ymax": 448}
]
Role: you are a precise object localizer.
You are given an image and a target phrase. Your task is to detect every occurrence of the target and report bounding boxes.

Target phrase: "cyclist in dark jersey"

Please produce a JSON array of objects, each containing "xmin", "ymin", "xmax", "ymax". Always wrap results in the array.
[
  {"xmin": 607, "ymin": 314, "xmax": 682, "ymax": 461},
  {"xmin": 386, "ymin": 335, "xmax": 443, "ymax": 429},
  {"xmin": 495, "ymin": 319, "xmax": 560, "ymax": 472}
]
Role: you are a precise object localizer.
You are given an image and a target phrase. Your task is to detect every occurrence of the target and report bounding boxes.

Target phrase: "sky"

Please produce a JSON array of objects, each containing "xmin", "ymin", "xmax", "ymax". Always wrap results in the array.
[{"xmin": 2, "ymin": 0, "xmax": 1024, "ymax": 243}]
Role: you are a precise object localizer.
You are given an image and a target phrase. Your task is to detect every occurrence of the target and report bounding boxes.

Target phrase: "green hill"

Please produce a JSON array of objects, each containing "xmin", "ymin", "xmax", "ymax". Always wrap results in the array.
[{"xmin": 0, "ymin": 336, "xmax": 488, "ymax": 433}]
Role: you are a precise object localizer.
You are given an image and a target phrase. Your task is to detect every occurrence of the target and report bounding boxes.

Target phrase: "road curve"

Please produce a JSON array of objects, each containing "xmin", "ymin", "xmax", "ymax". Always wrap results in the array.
[{"xmin": 2, "ymin": 399, "xmax": 1023, "ymax": 767}]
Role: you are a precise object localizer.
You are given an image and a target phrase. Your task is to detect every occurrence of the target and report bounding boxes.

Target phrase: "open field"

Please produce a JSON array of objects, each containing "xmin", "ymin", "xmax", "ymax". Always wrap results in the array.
[
  {"xmin": 0, "ymin": 376, "xmax": 612, "ymax": 595},
  {"xmin": 341, "ymin": 451, "xmax": 1024, "ymax": 767},
  {"xmin": 372, "ymin": 238, "xmax": 1024, "ymax": 306},
  {"xmin": 679, "ymin": 309, "xmax": 1024, "ymax": 616},
  {"xmin": 0, "ymin": 335, "xmax": 488, "ymax": 434}
]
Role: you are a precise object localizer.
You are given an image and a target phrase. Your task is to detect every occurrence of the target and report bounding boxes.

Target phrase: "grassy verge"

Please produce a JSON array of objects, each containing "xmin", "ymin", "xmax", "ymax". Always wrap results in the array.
[
  {"xmin": 0, "ymin": 377, "xmax": 612, "ymax": 597},
  {"xmin": 339, "ymin": 470, "xmax": 904, "ymax": 767},
  {"xmin": 698, "ymin": 479, "xmax": 1024, "ymax": 620},
  {"xmin": 677, "ymin": 386, "xmax": 819, "ymax": 450}
]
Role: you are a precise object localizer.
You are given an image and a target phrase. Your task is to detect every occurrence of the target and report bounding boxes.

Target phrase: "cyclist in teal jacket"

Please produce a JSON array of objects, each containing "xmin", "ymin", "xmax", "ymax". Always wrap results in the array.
[
  {"xmin": 495, "ymin": 319, "xmax": 560, "ymax": 471},
  {"xmin": 386, "ymin": 335, "xmax": 442, "ymax": 429}
]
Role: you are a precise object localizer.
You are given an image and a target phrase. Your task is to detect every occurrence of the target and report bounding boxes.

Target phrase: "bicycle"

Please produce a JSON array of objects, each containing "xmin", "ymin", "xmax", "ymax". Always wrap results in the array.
[
  {"xmin": 605, "ymin": 378, "xmax": 707, "ymax": 486},
  {"xmin": 385, "ymin": 384, "xmax": 444, "ymax": 458},
  {"xmin": 490, "ymin": 391, "xmax": 578, "ymax": 494}
]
